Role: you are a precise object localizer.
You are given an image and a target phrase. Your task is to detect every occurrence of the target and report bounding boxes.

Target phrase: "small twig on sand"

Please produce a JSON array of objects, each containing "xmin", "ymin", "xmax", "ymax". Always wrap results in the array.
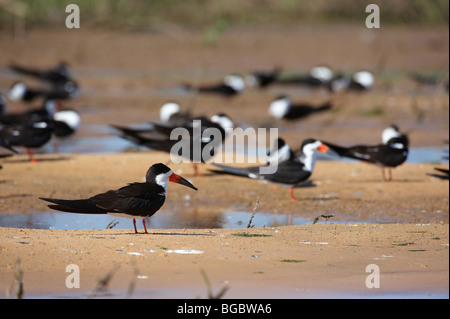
[
  {"xmin": 106, "ymin": 218, "xmax": 119, "ymax": 229},
  {"xmin": 313, "ymin": 214, "xmax": 335, "ymax": 224},
  {"xmin": 6, "ymin": 258, "xmax": 24, "ymax": 299},
  {"xmin": 247, "ymin": 196, "xmax": 261, "ymax": 229}
]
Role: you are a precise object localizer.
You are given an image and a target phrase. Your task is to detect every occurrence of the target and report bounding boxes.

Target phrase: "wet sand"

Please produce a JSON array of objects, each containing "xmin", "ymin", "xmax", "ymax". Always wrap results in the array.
[{"xmin": 0, "ymin": 223, "xmax": 448, "ymax": 299}]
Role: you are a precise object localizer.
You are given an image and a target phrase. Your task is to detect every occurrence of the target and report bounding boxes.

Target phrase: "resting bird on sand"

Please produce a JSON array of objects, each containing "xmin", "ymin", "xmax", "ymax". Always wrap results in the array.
[
  {"xmin": 210, "ymin": 138, "xmax": 329, "ymax": 201},
  {"xmin": 40, "ymin": 163, "xmax": 198, "ymax": 234},
  {"xmin": 322, "ymin": 124, "xmax": 409, "ymax": 181}
]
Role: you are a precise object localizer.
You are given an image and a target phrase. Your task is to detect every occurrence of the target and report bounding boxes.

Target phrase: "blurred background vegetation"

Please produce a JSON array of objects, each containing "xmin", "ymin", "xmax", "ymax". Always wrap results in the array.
[{"xmin": 0, "ymin": 0, "xmax": 449, "ymax": 31}]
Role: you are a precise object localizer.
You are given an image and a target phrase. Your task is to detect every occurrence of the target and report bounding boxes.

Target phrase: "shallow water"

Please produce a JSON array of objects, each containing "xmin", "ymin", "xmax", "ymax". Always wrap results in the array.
[
  {"xmin": 44, "ymin": 129, "xmax": 448, "ymax": 164},
  {"xmin": 0, "ymin": 209, "xmax": 313, "ymax": 231}
]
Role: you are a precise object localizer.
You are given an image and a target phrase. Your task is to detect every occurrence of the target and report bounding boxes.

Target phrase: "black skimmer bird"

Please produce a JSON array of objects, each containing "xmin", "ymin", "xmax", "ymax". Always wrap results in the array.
[
  {"xmin": 269, "ymin": 95, "xmax": 332, "ymax": 121},
  {"xmin": 9, "ymin": 62, "xmax": 80, "ymax": 101},
  {"xmin": 0, "ymin": 96, "xmax": 80, "ymax": 152},
  {"xmin": 40, "ymin": 163, "xmax": 198, "ymax": 234},
  {"xmin": 52, "ymin": 104, "xmax": 81, "ymax": 139},
  {"xmin": 0, "ymin": 97, "xmax": 57, "ymax": 125},
  {"xmin": 246, "ymin": 67, "xmax": 281, "ymax": 88},
  {"xmin": 159, "ymin": 101, "xmax": 191, "ymax": 126},
  {"xmin": 187, "ymin": 74, "xmax": 245, "ymax": 97},
  {"xmin": 329, "ymin": 70, "xmax": 375, "ymax": 92},
  {"xmin": 8, "ymin": 80, "xmax": 79, "ymax": 102},
  {"xmin": 51, "ymin": 106, "xmax": 81, "ymax": 152},
  {"xmin": 0, "ymin": 120, "xmax": 54, "ymax": 162},
  {"xmin": 347, "ymin": 70, "xmax": 375, "ymax": 91},
  {"xmin": 275, "ymin": 66, "xmax": 334, "ymax": 89},
  {"xmin": 110, "ymin": 102, "xmax": 190, "ymax": 138},
  {"xmin": 210, "ymin": 138, "xmax": 329, "ymax": 201},
  {"xmin": 9, "ymin": 62, "xmax": 75, "ymax": 85},
  {"xmin": 150, "ymin": 113, "xmax": 233, "ymax": 138},
  {"xmin": 322, "ymin": 124, "xmax": 409, "ymax": 181},
  {"xmin": 120, "ymin": 114, "xmax": 233, "ymax": 177}
]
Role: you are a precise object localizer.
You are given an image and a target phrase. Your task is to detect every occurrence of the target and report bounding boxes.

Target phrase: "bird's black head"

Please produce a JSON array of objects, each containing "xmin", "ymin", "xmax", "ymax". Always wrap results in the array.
[
  {"xmin": 389, "ymin": 124, "xmax": 400, "ymax": 132},
  {"xmin": 300, "ymin": 138, "xmax": 319, "ymax": 149},
  {"xmin": 146, "ymin": 163, "xmax": 172, "ymax": 182},
  {"xmin": 146, "ymin": 163, "xmax": 198, "ymax": 191},
  {"xmin": 54, "ymin": 62, "xmax": 71, "ymax": 78}
]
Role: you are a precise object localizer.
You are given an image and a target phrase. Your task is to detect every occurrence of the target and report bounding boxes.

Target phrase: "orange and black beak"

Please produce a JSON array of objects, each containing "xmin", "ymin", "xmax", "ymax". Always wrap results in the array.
[
  {"xmin": 169, "ymin": 173, "xmax": 198, "ymax": 191},
  {"xmin": 318, "ymin": 143, "xmax": 330, "ymax": 154}
]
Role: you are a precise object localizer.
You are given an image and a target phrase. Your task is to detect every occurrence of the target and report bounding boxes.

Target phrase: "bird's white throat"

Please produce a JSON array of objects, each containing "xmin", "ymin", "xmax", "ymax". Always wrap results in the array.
[{"xmin": 155, "ymin": 170, "xmax": 173, "ymax": 195}]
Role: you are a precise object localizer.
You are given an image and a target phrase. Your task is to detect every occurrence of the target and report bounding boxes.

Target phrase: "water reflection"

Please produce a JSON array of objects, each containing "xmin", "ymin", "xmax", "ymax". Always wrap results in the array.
[{"xmin": 0, "ymin": 208, "xmax": 311, "ymax": 231}]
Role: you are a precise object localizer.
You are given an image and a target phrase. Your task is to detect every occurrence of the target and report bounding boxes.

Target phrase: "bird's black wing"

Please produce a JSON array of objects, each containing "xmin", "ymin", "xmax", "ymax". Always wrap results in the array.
[
  {"xmin": 434, "ymin": 168, "xmax": 449, "ymax": 175},
  {"xmin": 1, "ymin": 121, "xmax": 53, "ymax": 148},
  {"xmin": 111, "ymin": 124, "xmax": 155, "ymax": 138},
  {"xmin": 324, "ymin": 141, "xmax": 408, "ymax": 167},
  {"xmin": 9, "ymin": 64, "xmax": 47, "ymax": 80},
  {"xmin": 91, "ymin": 182, "xmax": 166, "ymax": 217},
  {"xmin": 39, "ymin": 197, "xmax": 109, "ymax": 214},
  {"xmin": 9, "ymin": 64, "xmax": 71, "ymax": 83},
  {"xmin": 198, "ymin": 84, "xmax": 237, "ymax": 96},
  {"xmin": 0, "ymin": 138, "xmax": 18, "ymax": 153},
  {"xmin": 285, "ymin": 102, "xmax": 332, "ymax": 120},
  {"xmin": 40, "ymin": 183, "xmax": 165, "ymax": 217},
  {"xmin": 266, "ymin": 159, "xmax": 311, "ymax": 184},
  {"xmin": 211, "ymin": 159, "xmax": 311, "ymax": 185},
  {"xmin": 210, "ymin": 163, "xmax": 263, "ymax": 179}
]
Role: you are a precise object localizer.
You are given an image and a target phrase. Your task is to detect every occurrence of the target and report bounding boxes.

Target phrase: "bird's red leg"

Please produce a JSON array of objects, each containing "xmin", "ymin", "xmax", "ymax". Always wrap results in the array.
[
  {"xmin": 289, "ymin": 187, "xmax": 299, "ymax": 202},
  {"xmin": 388, "ymin": 168, "xmax": 393, "ymax": 181},
  {"xmin": 27, "ymin": 148, "xmax": 38, "ymax": 163},
  {"xmin": 142, "ymin": 219, "xmax": 149, "ymax": 234},
  {"xmin": 133, "ymin": 218, "xmax": 138, "ymax": 234},
  {"xmin": 193, "ymin": 163, "xmax": 200, "ymax": 177}
]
